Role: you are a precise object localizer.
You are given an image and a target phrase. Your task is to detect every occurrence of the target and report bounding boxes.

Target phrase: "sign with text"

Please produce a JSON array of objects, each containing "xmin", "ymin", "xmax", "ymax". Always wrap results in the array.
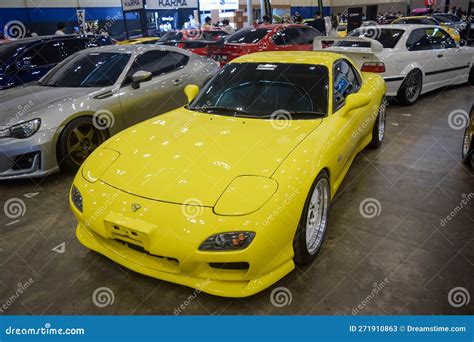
[
  {"xmin": 146, "ymin": 0, "xmax": 198, "ymax": 9},
  {"xmin": 199, "ymin": 0, "xmax": 239, "ymax": 11},
  {"xmin": 122, "ymin": 0, "xmax": 144, "ymax": 11}
]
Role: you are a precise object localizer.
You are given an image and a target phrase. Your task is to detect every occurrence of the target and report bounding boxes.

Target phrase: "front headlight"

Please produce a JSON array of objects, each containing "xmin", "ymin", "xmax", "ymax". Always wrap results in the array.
[
  {"xmin": 0, "ymin": 118, "xmax": 41, "ymax": 139},
  {"xmin": 199, "ymin": 232, "xmax": 255, "ymax": 251},
  {"xmin": 71, "ymin": 185, "xmax": 83, "ymax": 213}
]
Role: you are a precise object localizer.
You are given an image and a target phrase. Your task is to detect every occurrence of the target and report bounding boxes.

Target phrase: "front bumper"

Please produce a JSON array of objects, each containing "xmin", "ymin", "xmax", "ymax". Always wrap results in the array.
[
  {"xmin": 0, "ymin": 128, "xmax": 59, "ymax": 180},
  {"xmin": 71, "ymin": 176, "xmax": 299, "ymax": 298}
]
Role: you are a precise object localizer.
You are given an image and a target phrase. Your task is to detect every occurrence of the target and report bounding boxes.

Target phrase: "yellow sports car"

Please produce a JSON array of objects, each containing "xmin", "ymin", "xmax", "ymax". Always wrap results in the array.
[
  {"xmin": 70, "ymin": 51, "xmax": 386, "ymax": 297},
  {"xmin": 116, "ymin": 37, "xmax": 160, "ymax": 45},
  {"xmin": 392, "ymin": 16, "xmax": 461, "ymax": 42}
]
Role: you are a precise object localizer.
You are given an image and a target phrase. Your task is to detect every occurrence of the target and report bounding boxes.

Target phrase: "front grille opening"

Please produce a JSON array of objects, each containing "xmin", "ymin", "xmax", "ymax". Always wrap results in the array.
[
  {"xmin": 209, "ymin": 262, "xmax": 249, "ymax": 270},
  {"xmin": 115, "ymin": 239, "xmax": 179, "ymax": 264},
  {"xmin": 11, "ymin": 152, "xmax": 40, "ymax": 170}
]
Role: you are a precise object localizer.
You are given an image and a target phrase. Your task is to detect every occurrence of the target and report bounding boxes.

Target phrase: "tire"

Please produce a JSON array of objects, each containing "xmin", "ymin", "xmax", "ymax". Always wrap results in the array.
[
  {"xmin": 368, "ymin": 97, "xmax": 386, "ymax": 149},
  {"xmin": 293, "ymin": 171, "xmax": 330, "ymax": 265},
  {"xmin": 57, "ymin": 116, "xmax": 108, "ymax": 172},
  {"xmin": 468, "ymin": 66, "xmax": 474, "ymax": 86},
  {"xmin": 397, "ymin": 70, "xmax": 422, "ymax": 106},
  {"xmin": 462, "ymin": 127, "xmax": 473, "ymax": 168}
]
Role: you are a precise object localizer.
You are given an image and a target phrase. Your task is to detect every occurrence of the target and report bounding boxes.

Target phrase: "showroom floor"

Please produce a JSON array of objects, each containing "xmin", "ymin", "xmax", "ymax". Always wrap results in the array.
[{"xmin": 1, "ymin": 84, "xmax": 473, "ymax": 315}]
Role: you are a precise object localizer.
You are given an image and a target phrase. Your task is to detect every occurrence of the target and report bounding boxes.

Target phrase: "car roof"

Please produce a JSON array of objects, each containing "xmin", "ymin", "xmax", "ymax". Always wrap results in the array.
[
  {"xmin": 4, "ymin": 34, "xmax": 103, "ymax": 45},
  {"xmin": 81, "ymin": 44, "xmax": 193, "ymax": 57},
  {"xmin": 230, "ymin": 51, "xmax": 344, "ymax": 68},
  {"xmin": 377, "ymin": 24, "xmax": 441, "ymax": 31}
]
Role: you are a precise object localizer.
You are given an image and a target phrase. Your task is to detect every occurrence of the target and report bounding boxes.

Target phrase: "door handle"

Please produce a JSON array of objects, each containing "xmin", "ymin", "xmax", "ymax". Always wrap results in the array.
[{"xmin": 172, "ymin": 79, "xmax": 183, "ymax": 86}]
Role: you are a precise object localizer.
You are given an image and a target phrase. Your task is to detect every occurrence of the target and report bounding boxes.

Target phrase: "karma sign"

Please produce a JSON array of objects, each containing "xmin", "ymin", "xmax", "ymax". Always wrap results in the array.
[{"xmin": 122, "ymin": 0, "xmax": 144, "ymax": 11}]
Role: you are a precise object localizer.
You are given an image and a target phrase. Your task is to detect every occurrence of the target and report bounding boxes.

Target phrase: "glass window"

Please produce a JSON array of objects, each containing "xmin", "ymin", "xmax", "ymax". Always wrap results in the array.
[
  {"xmin": 300, "ymin": 27, "xmax": 323, "ymax": 44},
  {"xmin": 189, "ymin": 63, "xmax": 329, "ymax": 117},
  {"xmin": 225, "ymin": 28, "xmax": 271, "ymax": 44},
  {"xmin": 426, "ymin": 28, "xmax": 456, "ymax": 49},
  {"xmin": 333, "ymin": 60, "xmax": 361, "ymax": 112},
  {"xmin": 406, "ymin": 29, "xmax": 432, "ymax": 51},
  {"xmin": 39, "ymin": 52, "xmax": 130, "ymax": 87},
  {"xmin": 345, "ymin": 28, "xmax": 404, "ymax": 48},
  {"xmin": 273, "ymin": 28, "xmax": 306, "ymax": 45},
  {"xmin": 160, "ymin": 31, "xmax": 183, "ymax": 42},
  {"xmin": 17, "ymin": 42, "xmax": 62, "ymax": 68},
  {"xmin": 124, "ymin": 51, "xmax": 189, "ymax": 85},
  {"xmin": 61, "ymin": 39, "xmax": 90, "ymax": 56}
]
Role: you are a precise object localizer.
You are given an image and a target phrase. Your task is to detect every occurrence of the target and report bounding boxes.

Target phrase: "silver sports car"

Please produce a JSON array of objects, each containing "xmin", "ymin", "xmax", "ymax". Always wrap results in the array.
[{"xmin": 0, "ymin": 45, "xmax": 219, "ymax": 179}]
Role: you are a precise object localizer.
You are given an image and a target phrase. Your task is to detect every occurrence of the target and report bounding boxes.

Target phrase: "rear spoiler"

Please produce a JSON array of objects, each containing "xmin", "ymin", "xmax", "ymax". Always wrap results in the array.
[{"xmin": 313, "ymin": 36, "xmax": 384, "ymax": 53}]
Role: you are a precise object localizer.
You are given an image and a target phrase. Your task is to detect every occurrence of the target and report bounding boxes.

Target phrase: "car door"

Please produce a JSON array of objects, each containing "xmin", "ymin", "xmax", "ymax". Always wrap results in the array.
[
  {"xmin": 331, "ymin": 59, "xmax": 366, "ymax": 180},
  {"xmin": 405, "ymin": 28, "xmax": 439, "ymax": 88},
  {"xmin": 13, "ymin": 41, "xmax": 62, "ymax": 85},
  {"xmin": 426, "ymin": 27, "xmax": 470, "ymax": 84},
  {"xmin": 119, "ymin": 50, "xmax": 190, "ymax": 127}
]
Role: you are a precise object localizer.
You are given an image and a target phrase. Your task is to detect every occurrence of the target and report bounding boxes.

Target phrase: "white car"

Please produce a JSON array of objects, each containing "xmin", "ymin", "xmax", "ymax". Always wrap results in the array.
[{"xmin": 314, "ymin": 25, "xmax": 474, "ymax": 105}]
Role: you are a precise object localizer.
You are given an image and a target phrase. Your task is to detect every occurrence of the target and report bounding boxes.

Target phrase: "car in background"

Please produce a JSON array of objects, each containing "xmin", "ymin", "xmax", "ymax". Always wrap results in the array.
[
  {"xmin": 462, "ymin": 105, "xmax": 474, "ymax": 168},
  {"xmin": 70, "ymin": 51, "xmax": 386, "ymax": 297},
  {"xmin": 0, "ymin": 35, "xmax": 113, "ymax": 90},
  {"xmin": 337, "ymin": 22, "xmax": 348, "ymax": 37},
  {"xmin": 0, "ymin": 45, "xmax": 219, "ymax": 179},
  {"xmin": 314, "ymin": 25, "xmax": 474, "ymax": 105},
  {"xmin": 391, "ymin": 16, "xmax": 461, "ymax": 42},
  {"xmin": 378, "ymin": 15, "xmax": 399, "ymax": 25},
  {"xmin": 156, "ymin": 29, "xmax": 229, "ymax": 56},
  {"xmin": 116, "ymin": 37, "xmax": 160, "ymax": 45},
  {"xmin": 209, "ymin": 24, "xmax": 323, "ymax": 66}
]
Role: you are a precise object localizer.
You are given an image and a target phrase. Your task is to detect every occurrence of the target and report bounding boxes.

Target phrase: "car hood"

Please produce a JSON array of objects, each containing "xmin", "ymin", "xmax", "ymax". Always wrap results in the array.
[
  {"xmin": 98, "ymin": 108, "xmax": 321, "ymax": 205},
  {"xmin": 0, "ymin": 85, "xmax": 97, "ymax": 127}
]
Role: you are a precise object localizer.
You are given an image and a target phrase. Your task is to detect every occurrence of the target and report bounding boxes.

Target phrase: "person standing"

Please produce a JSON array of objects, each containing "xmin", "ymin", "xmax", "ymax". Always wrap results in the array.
[
  {"xmin": 55, "ymin": 22, "xmax": 66, "ymax": 35},
  {"xmin": 221, "ymin": 19, "xmax": 234, "ymax": 35},
  {"xmin": 311, "ymin": 11, "xmax": 326, "ymax": 35}
]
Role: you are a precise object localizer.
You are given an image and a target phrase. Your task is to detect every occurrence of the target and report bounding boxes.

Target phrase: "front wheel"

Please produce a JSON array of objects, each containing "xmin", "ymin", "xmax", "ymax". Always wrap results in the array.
[
  {"xmin": 462, "ymin": 127, "xmax": 473, "ymax": 168},
  {"xmin": 368, "ymin": 97, "xmax": 386, "ymax": 149},
  {"xmin": 57, "ymin": 116, "xmax": 108, "ymax": 172},
  {"xmin": 397, "ymin": 70, "xmax": 422, "ymax": 106},
  {"xmin": 293, "ymin": 171, "xmax": 330, "ymax": 265}
]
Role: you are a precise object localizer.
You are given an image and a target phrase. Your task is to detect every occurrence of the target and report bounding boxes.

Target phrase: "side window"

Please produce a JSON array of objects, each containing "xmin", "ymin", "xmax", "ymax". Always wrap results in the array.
[
  {"xmin": 426, "ymin": 28, "xmax": 456, "ymax": 49},
  {"xmin": 16, "ymin": 42, "xmax": 62, "ymax": 68},
  {"xmin": 273, "ymin": 28, "xmax": 305, "ymax": 45},
  {"xmin": 333, "ymin": 60, "xmax": 361, "ymax": 112},
  {"xmin": 124, "ymin": 51, "xmax": 189, "ymax": 85},
  {"xmin": 300, "ymin": 27, "xmax": 321, "ymax": 44},
  {"xmin": 406, "ymin": 29, "xmax": 432, "ymax": 51}
]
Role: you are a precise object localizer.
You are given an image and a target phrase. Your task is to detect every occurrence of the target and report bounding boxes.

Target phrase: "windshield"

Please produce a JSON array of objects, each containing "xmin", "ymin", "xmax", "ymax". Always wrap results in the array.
[
  {"xmin": 40, "ymin": 52, "xmax": 130, "ymax": 88},
  {"xmin": 226, "ymin": 28, "xmax": 271, "ymax": 44},
  {"xmin": 434, "ymin": 14, "xmax": 460, "ymax": 23},
  {"xmin": 160, "ymin": 31, "xmax": 182, "ymax": 41},
  {"xmin": 189, "ymin": 62, "xmax": 328, "ymax": 118},
  {"xmin": 394, "ymin": 17, "xmax": 438, "ymax": 25},
  {"xmin": 344, "ymin": 28, "xmax": 404, "ymax": 48},
  {"xmin": 0, "ymin": 43, "xmax": 24, "ymax": 67}
]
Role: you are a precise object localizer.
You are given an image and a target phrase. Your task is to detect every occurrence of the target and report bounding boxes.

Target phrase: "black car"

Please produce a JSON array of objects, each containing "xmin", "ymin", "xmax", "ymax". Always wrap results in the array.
[{"xmin": 0, "ymin": 34, "xmax": 113, "ymax": 90}]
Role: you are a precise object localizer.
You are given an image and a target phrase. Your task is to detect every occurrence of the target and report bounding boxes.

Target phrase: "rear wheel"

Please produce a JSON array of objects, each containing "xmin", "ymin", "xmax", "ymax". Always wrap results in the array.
[
  {"xmin": 368, "ymin": 97, "xmax": 386, "ymax": 148},
  {"xmin": 293, "ymin": 171, "xmax": 330, "ymax": 265},
  {"xmin": 397, "ymin": 70, "xmax": 422, "ymax": 105},
  {"xmin": 57, "ymin": 117, "xmax": 108, "ymax": 172}
]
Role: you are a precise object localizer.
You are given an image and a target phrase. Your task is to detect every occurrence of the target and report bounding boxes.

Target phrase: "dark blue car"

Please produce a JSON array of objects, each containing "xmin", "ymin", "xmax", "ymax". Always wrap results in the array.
[{"xmin": 0, "ymin": 34, "xmax": 113, "ymax": 90}]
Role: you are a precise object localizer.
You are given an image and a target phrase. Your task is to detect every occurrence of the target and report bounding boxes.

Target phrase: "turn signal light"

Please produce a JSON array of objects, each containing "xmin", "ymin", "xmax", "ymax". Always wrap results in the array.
[
  {"xmin": 361, "ymin": 62, "xmax": 386, "ymax": 73},
  {"xmin": 199, "ymin": 232, "xmax": 256, "ymax": 251}
]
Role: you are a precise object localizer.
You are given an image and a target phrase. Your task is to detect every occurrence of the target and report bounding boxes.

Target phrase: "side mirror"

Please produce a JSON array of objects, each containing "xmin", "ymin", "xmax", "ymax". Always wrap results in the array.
[
  {"xmin": 341, "ymin": 93, "xmax": 370, "ymax": 117},
  {"xmin": 131, "ymin": 70, "xmax": 152, "ymax": 89},
  {"xmin": 184, "ymin": 84, "xmax": 200, "ymax": 103}
]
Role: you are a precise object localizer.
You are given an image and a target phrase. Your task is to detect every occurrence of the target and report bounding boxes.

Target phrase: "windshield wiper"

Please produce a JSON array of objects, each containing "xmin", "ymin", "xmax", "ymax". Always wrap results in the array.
[
  {"xmin": 190, "ymin": 106, "xmax": 250, "ymax": 116},
  {"xmin": 286, "ymin": 111, "xmax": 326, "ymax": 117}
]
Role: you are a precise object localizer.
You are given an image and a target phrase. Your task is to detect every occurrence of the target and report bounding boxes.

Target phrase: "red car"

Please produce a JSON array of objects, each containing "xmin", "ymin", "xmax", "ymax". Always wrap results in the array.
[
  {"xmin": 158, "ymin": 29, "xmax": 229, "ymax": 56},
  {"xmin": 209, "ymin": 24, "xmax": 323, "ymax": 66}
]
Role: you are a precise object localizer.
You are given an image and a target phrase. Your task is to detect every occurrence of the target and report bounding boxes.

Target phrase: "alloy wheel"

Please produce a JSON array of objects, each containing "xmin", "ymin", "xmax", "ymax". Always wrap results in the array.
[{"xmin": 305, "ymin": 177, "xmax": 330, "ymax": 255}]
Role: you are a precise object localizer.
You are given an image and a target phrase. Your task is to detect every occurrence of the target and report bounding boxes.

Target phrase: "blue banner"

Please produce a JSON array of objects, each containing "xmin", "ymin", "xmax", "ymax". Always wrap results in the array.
[{"xmin": 0, "ymin": 316, "xmax": 473, "ymax": 341}]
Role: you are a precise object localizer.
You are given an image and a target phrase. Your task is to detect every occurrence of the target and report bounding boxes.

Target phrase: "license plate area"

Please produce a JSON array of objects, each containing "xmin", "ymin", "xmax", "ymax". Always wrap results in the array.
[{"xmin": 108, "ymin": 224, "xmax": 146, "ymax": 247}]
